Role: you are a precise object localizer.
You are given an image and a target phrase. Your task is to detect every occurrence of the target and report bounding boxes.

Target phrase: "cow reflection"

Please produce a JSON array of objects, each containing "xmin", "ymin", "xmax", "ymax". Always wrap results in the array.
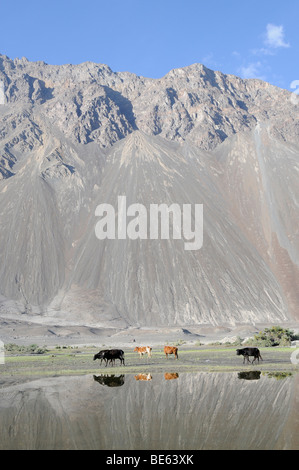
[
  {"xmin": 134, "ymin": 373, "xmax": 152, "ymax": 381},
  {"xmin": 238, "ymin": 371, "xmax": 261, "ymax": 381},
  {"xmin": 93, "ymin": 374, "xmax": 125, "ymax": 387},
  {"xmin": 164, "ymin": 373, "xmax": 179, "ymax": 380}
]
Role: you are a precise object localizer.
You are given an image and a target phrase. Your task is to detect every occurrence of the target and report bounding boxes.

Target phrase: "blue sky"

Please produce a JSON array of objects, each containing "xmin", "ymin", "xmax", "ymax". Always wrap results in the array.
[{"xmin": 0, "ymin": 0, "xmax": 298, "ymax": 91}]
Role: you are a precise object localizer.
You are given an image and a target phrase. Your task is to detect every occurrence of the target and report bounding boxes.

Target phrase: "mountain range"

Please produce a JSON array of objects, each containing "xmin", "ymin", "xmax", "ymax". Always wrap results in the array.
[{"xmin": 0, "ymin": 54, "xmax": 298, "ymax": 331}]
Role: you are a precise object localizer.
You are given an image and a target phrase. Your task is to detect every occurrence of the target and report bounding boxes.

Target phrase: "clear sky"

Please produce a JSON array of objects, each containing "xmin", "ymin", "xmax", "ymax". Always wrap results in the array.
[{"xmin": 0, "ymin": 0, "xmax": 298, "ymax": 91}]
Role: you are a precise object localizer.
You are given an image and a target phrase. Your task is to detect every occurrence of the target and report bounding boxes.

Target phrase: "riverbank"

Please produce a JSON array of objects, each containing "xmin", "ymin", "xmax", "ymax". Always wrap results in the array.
[{"xmin": 1, "ymin": 345, "xmax": 298, "ymax": 387}]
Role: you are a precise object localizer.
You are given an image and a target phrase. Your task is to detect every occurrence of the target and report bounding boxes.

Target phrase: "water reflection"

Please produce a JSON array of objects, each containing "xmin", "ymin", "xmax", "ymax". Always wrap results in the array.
[
  {"xmin": 93, "ymin": 372, "xmax": 180, "ymax": 384},
  {"xmin": 93, "ymin": 374, "xmax": 125, "ymax": 387},
  {"xmin": 265, "ymin": 372, "xmax": 294, "ymax": 380},
  {"xmin": 238, "ymin": 371, "xmax": 261, "ymax": 380},
  {"xmin": 0, "ymin": 372, "xmax": 297, "ymax": 450},
  {"xmin": 164, "ymin": 372, "xmax": 179, "ymax": 380},
  {"xmin": 134, "ymin": 373, "xmax": 152, "ymax": 381}
]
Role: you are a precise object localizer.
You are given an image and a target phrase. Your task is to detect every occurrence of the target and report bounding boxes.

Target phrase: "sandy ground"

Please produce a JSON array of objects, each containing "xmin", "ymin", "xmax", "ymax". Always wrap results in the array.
[{"xmin": 1, "ymin": 313, "xmax": 299, "ymax": 349}]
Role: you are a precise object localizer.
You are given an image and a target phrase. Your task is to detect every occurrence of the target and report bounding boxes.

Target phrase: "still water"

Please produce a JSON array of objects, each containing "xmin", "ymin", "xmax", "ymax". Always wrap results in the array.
[{"xmin": 0, "ymin": 372, "xmax": 298, "ymax": 450}]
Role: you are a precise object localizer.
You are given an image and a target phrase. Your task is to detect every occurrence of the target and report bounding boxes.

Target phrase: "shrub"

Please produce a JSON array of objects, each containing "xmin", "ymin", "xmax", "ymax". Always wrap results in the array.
[
  {"xmin": 248, "ymin": 326, "xmax": 296, "ymax": 347},
  {"xmin": 4, "ymin": 343, "xmax": 48, "ymax": 354}
]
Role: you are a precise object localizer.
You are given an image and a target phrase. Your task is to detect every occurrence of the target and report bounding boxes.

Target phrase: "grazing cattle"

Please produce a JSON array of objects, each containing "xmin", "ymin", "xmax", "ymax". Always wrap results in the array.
[
  {"xmin": 134, "ymin": 373, "xmax": 152, "ymax": 381},
  {"xmin": 134, "ymin": 346, "xmax": 152, "ymax": 358},
  {"xmin": 164, "ymin": 346, "xmax": 178, "ymax": 360},
  {"xmin": 93, "ymin": 349, "xmax": 110, "ymax": 365},
  {"xmin": 236, "ymin": 347, "xmax": 263, "ymax": 364},
  {"xmin": 94, "ymin": 349, "xmax": 125, "ymax": 366},
  {"xmin": 164, "ymin": 372, "xmax": 179, "ymax": 380}
]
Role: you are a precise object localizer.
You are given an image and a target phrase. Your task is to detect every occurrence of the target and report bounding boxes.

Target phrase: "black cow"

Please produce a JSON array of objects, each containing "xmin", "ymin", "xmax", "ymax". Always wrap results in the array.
[
  {"xmin": 236, "ymin": 347, "xmax": 263, "ymax": 364},
  {"xmin": 93, "ymin": 349, "xmax": 110, "ymax": 365},
  {"xmin": 94, "ymin": 349, "xmax": 125, "ymax": 367}
]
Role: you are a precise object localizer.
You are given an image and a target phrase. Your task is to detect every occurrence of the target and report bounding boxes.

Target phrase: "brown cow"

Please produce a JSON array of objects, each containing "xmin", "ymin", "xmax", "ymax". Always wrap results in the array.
[
  {"xmin": 164, "ymin": 346, "xmax": 178, "ymax": 359},
  {"xmin": 134, "ymin": 346, "xmax": 152, "ymax": 358}
]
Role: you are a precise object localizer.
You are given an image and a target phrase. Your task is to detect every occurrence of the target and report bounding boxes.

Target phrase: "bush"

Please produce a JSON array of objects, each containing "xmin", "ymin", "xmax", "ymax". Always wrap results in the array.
[
  {"xmin": 5, "ymin": 343, "xmax": 48, "ymax": 354},
  {"xmin": 248, "ymin": 326, "xmax": 296, "ymax": 347}
]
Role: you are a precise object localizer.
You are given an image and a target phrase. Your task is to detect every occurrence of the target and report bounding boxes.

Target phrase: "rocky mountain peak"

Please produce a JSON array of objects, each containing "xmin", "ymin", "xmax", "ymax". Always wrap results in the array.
[{"xmin": 0, "ymin": 55, "xmax": 298, "ymax": 328}]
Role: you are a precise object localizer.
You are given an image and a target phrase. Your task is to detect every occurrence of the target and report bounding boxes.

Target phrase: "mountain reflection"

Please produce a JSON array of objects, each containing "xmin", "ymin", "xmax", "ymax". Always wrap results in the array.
[{"xmin": 0, "ymin": 372, "xmax": 297, "ymax": 450}]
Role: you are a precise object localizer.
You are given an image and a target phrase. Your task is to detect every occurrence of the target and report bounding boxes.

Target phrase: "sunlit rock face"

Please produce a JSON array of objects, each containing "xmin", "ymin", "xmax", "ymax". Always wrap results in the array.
[{"xmin": 0, "ymin": 54, "xmax": 298, "ymax": 327}]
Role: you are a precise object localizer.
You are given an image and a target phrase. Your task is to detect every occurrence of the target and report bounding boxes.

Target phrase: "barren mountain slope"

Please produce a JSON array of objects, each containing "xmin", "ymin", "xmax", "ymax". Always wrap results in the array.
[{"xmin": 0, "ymin": 55, "xmax": 298, "ymax": 328}]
